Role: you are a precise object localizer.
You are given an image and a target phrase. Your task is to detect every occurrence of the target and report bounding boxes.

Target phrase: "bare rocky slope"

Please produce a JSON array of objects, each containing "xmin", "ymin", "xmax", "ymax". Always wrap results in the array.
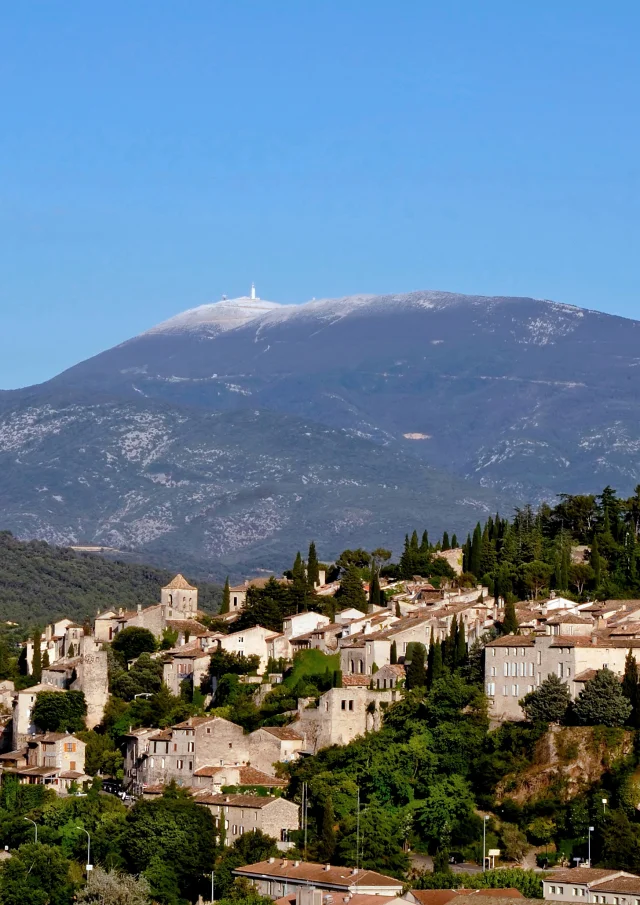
[{"xmin": 1, "ymin": 288, "xmax": 639, "ymax": 572}]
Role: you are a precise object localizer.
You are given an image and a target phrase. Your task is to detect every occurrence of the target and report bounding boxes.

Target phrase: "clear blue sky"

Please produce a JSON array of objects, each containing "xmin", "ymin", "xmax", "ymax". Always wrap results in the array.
[{"xmin": 1, "ymin": 1, "xmax": 639, "ymax": 388}]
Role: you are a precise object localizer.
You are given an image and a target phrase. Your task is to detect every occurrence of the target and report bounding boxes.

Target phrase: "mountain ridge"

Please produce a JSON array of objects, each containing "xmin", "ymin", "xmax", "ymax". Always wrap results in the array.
[{"xmin": 1, "ymin": 287, "xmax": 638, "ymax": 572}]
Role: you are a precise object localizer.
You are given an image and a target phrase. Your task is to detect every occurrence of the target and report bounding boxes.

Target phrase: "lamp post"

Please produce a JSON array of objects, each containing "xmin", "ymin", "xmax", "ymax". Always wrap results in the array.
[
  {"xmin": 211, "ymin": 869, "xmax": 215, "ymax": 904},
  {"xmin": 602, "ymin": 798, "xmax": 608, "ymax": 816},
  {"xmin": 588, "ymin": 826, "xmax": 594, "ymax": 868},
  {"xmin": 482, "ymin": 815, "xmax": 489, "ymax": 871},
  {"xmin": 77, "ymin": 826, "xmax": 92, "ymax": 872},
  {"xmin": 24, "ymin": 817, "xmax": 37, "ymax": 843}
]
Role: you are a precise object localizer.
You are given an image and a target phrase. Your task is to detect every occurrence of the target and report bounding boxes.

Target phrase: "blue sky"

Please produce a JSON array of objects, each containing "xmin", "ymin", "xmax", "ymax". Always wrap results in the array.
[{"xmin": 1, "ymin": 1, "xmax": 639, "ymax": 388}]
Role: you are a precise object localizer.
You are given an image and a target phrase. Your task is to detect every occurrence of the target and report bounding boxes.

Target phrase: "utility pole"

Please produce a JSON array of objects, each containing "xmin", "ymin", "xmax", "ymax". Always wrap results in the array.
[
  {"xmin": 303, "ymin": 783, "xmax": 308, "ymax": 860},
  {"xmin": 356, "ymin": 787, "xmax": 360, "ymax": 871},
  {"xmin": 588, "ymin": 826, "xmax": 594, "ymax": 868},
  {"xmin": 482, "ymin": 815, "xmax": 489, "ymax": 871}
]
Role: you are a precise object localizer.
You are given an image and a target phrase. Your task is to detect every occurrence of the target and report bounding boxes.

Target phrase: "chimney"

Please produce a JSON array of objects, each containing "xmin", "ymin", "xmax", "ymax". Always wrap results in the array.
[
  {"xmin": 591, "ymin": 633, "xmax": 598, "ymax": 645},
  {"xmin": 294, "ymin": 861, "xmax": 300, "ymax": 867},
  {"xmin": 137, "ymin": 604, "xmax": 142, "ymax": 613},
  {"xmin": 268, "ymin": 857, "xmax": 275, "ymax": 864},
  {"xmin": 351, "ymin": 868, "xmax": 359, "ymax": 876},
  {"xmin": 324, "ymin": 864, "xmax": 331, "ymax": 872}
]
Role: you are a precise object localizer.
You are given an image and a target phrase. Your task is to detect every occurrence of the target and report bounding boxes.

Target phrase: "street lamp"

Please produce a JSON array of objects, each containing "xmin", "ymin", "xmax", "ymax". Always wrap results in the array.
[
  {"xmin": 482, "ymin": 815, "xmax": 490, "ymax": 871},
  {"xmin": 588, "ymin": 826, "xmax": 594, "ymax": 868},
  {"xmin": 77, "ymin": 826, "xmax": 92, "ymax": 872},
  {"xmin": 210, "ymin": 869, "xmax": 215, "ymax": 904},
  {"xmin": 24, "ymin": 817, "xmax": 37, "ymax": 843},
  {"xmin": 602, "ymin": 798, "xmax": 608, "ymax": 816}
]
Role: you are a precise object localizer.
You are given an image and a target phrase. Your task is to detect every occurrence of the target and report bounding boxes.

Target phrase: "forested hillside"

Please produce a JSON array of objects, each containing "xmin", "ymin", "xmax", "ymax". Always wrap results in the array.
[{"xmin": 0, "ymin": 531, "xmax": 221, "ymax": 626}]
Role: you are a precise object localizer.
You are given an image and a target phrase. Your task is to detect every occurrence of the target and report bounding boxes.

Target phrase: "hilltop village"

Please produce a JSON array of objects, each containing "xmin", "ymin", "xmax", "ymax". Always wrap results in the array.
[{"xmin": 2, "ymin": 490, "xmax": 640, "ymax": 902}]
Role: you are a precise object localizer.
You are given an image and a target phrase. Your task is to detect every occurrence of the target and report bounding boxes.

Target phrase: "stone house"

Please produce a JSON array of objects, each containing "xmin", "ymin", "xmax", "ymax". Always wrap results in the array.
[
  {"xmin": 248, "ymin": 726, "xmax": 305, "ymax": 774},
  {"xmin": 163, "ymin": 645, "xmax": 211, "ymax": 696},
  {"xmin": 196, "ymin": 793, "xmax": 299, "ymax": 850},
  {"xmin": 219, "ymin": 625, "xmax": 278, "ymax": 674},
  {"xmin": 6, "ymin": 732, "xmax": 87, "ymax": 793},
  {"xmin": 12, "ymin": 683, "xmax": 66, "ymax": 749},
  {"xmin": 485, "ymin": 633, "xmax": 640, "ymax": 720},
  {"xmin": 233, "ymin": 859, "xmax": 404, "ymax": 898},
  {"xmin": 192, "ymin": 764, "xmax": 287, "ymax": 793},
  {"xmin": 124, "ymin": 715, "xmax": 250, "ymax": 791},
  {"xmin": 341, "ymin": 616, "xmax": 434, "ymax": 676},
  {"xmin": 294, "ymin": 685, "xmax": 396, "ymax": 753},
  {"xmin": 372, "ymin": 664, "xmax": 405, "ymax": 689}
]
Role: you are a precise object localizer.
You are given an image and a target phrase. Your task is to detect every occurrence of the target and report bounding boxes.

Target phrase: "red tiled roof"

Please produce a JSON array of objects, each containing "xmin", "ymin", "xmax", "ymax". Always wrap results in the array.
[{"xmin": 342, "ymin": 675, "xmax": 372, "ymax": 687}]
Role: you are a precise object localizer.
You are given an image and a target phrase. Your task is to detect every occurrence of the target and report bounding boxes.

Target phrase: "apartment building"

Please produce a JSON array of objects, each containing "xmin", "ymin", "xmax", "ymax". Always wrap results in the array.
[
  {"xmin": 196, "ymin": 793, "xmax": 299, "ymax": 850},
  {"xmin": 485, "ymin": 633, "xmax": 640, "ymax": 720}
]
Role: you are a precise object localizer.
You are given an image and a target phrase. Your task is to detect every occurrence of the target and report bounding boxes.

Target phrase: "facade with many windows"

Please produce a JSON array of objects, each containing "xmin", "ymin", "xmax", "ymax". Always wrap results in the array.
[{"xmin": 485, "ymin": 633, "xmax": 640, "ymax": 720}]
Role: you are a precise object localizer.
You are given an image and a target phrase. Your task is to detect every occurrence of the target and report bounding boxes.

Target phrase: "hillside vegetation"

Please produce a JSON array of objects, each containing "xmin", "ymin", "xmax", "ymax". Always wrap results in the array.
[{"xmin": 0, "ymin": 531, "xmax": 221, "ymax": 626}]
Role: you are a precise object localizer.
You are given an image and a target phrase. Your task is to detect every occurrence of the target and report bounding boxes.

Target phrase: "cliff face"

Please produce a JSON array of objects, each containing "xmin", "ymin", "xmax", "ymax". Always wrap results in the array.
[{"xmin": 496, "ymin": 725, "xmax": 634, "ymax": 805}]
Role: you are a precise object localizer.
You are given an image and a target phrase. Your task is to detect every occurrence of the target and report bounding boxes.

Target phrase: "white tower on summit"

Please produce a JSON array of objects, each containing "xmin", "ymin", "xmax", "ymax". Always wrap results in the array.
[{"xmin": 250, "ymin": 282, "xmax": 256, "ymax": 300}]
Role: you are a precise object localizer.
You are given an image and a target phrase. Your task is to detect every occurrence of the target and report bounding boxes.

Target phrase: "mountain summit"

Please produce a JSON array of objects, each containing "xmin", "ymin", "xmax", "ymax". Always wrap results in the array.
[{"xmin": 1, "ymin": 288, "xmax": 639, "ymax": 573}]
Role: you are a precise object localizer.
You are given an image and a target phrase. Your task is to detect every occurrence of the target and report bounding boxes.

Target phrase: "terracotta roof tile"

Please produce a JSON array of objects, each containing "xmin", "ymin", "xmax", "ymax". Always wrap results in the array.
[{"xmin": 163, "ymin": 573, "xmax": 197, "ymax": 590}]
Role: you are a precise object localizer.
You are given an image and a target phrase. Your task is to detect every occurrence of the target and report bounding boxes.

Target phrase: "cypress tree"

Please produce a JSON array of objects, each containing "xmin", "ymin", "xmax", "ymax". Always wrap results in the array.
[
  {"xmin": 451, "ymin": 533, "xmax": 458, "ymax": 549},
  {"xmin": 446, "ymin": 616, "xmax": 459, "ymax": 669},
  {"xmin": 441, "ymin": 531, "xmax": 450, "ymax": 551},
  {"xmin": 406, "ymin": 643, "xmax": 427, "ymax": 689},
  {"xmin": 502, "ymin": 599, "xmax": 519, "ymax": 634},
  {"xmin": 470, "ymin": 523, "xmax": 482, "ymax": 577},
  {"xmin": 561, "ymin": 544, "xmax": 570, "ymax": 591},
  {"xmin": 369, "ymin": 568, "xmax": 381, "ymax": 608},
  {"xmin": 220, "ymin": 577, "xmax": 231, "ymax": 614},
  {"xmin": 336, "ymin": 563, "xmax": 367, "ymax": 613},
  {"xmin": 395, "ymin": 601, "xmax": 401, "ymax": 618},
  {"xmin": 318, "ymin": 797, "xmax": 336, "ymax": 862},
  {"xmin": 426, "ymin": 629, "xmax": 435, "ymax": 685},
  {"xmin": 410, "ymin": 530, "xmax": 419, "ymax": 553},
  {"xmin": 591, "ymin": 535, "xmax": 602, "ymax": 588},
  {"xmin": 390, "ymin": 640, "xmax": 398, "ymax": 664},
  {"xmin": 463, "ymin": 534, "xmax": 471, "ymax": 572},
  {"xmin": 32, "ymin": 629, "xmax": 42, "ymax": 682},
  {"xmin": 307, "ymin": 541, "xmax": 320, "ymax": 588},
  {"xmin": 420, "ymin": 531, "xmax": 430, "ymax": 554},
  {"xmin": 67, "ymin": 643, "xmax": 75, "ymax": 659},
  {"xmin": 42, "ymin": 649, "xmax": 50, "ymax": 669},
  {"xmin": 431, "ymin": 640, "xmax": 444, "ymax": 684},
  {"xmin": 622, "ymin": 650, "xmax": 640, "ymax": 728},
  {"xmin": 456, "ymin": 620, "xmax": 467, "ymax": 667}
]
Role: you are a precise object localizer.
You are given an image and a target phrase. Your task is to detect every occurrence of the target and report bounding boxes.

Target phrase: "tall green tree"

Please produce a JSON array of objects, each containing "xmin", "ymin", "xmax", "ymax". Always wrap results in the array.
[
  {"xmin": 31, "ymin": 629, "xmax": 42, "ymax": 682},
  {"xmin": 451, "ymin": 533, "xmax": 458, "ymax": 549},
  {"xmin": 502, "ymin": 599, "xmax": 519, "ymax": 635},
  {"xmin": 369, "ymin": 568, "xmax": 381, "ymax": 608},
  {"xmin": 220, "ymin": 576, "xmax": 231, "ymax": 614},
  {"xmin": 317, "ymin": 796, "xmax": 336, "ymax": 862},
  {"xmin": 0, "ymin": 843, "xmax": 74, "ymax": 905},
  {"xmin": 335, "ymin": 563, "xmax": 367, "ymax": 613},
  {"xmin": 406, "ymin": 643, "xmax": 427, "ymax": 689},
  {"xmin": 520, "ymin": 674, "xmax": 570, "ymax": 724},
  {"xmin": 574, "ymin": 668, "xmax": 632, "ymax": 727},
  {"xmin": 622, "ymin": 650, "xmax": 640, "ymax": 728},
  {"xmin": 442, "ymin": 531, "xmax": 450, "ymax": 551},
  {"xmin": 390, "ymin": 640, "xmax": 398, "ymax": 665},
  {"xmin": 591, "ymin": 534, "xmax": 602, "ymax": 587},
  {"xmin": 470, "ymin": 524, "xmax": 482, "ymax": 577},
  {"xmin": 307, "ymin": 541, "xmax": 320, "ymax": 587}
]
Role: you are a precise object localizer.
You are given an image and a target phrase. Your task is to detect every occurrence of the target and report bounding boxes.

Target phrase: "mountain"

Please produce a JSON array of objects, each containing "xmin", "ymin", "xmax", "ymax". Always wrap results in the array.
[
  {"xmin": 2, "ymin": 288, "xmax": 639, "ymax": 571},
  {"xmin": 0, "ymin": 530, "xmax": 221, "ymax": 626}
]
